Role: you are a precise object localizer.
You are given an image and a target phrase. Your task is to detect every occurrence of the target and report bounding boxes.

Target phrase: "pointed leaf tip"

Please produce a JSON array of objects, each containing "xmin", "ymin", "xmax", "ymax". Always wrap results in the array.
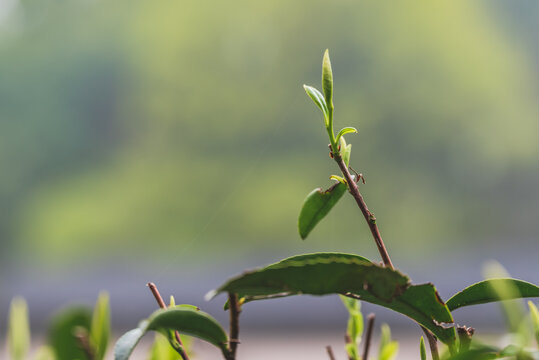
[{"xmin": 322, "ymin": 50, "xmax": 333, "ymax": 108}]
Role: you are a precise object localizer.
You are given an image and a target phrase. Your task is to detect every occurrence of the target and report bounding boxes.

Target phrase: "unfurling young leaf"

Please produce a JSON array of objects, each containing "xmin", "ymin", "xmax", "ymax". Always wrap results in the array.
[
  {"xmin": 298, "ymin": 181, "xmax": 347, "ymax": 239},
  {"xmin": 322, "ymin": 49, "xmax": 334, "ymax": 110},
  {"xmin": 303, "ymin": 85, "xmax": 329, "ymax": 123},
  {"xmin": 8, "ymin": 297, "xmax": 30, "ymax": 360},
  {"xmin": 340, "ymin": 295, "xmax": 363, "ymax": 360},
  {"xmin": 340, "ymin": 136, "xmax": 352, "ymax": 167},
  {"xmin": 419, "ymin": 336, "xmax": 427, "ymax": 360},
  {"xmin": 150, "ymin": 333, "xmax": 189, "ymax": 360},
  {"xmin": 91, "ymin": 291, "xmax": 111, "ymax": 360},
  {"xmin": 378, "ymin": 324, "xmax": 399, "ymax": 360},
  {"xmin": 335, "ymin": 127, "xmax": 358, "ymax": 145}
]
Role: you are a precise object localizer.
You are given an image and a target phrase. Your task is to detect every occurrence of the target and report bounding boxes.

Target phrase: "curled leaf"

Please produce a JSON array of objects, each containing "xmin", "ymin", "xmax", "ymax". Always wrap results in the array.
[
  {"xmin": 336, "ymin": 127, "xmax": 358, "ymax": 144},
  {"xmin": 303, "ymin": 85, "xmax": 329, "ymax": 122}
]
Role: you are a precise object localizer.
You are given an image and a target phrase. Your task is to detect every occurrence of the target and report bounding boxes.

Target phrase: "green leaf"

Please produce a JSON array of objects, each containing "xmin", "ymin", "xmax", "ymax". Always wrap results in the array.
[
  {"xmin": 90, "ymin": 291, "xmax": 110, "ymax": 360},
  {"xmin": 336, "ymin": 127, "xmax": 358, "ymax": 144},
  {"xmin": 303, "ymin": 84, "xmax": 329, "ymax": 121},
  {"xmin": 340, "ymin": 136, "xmax": 352, "ymax": 167},
  {"xmin": 298, "ymin": 182, "xmax": 347, "ymax": 239},
  {"xmin": 114, "ymin": 306, "xmax": 229, "ymax": 360},
  {"xmin": 447, "ymin": 279, "xmax": 539, "ymax": 311},
  {"xmin": 340, "ymin": 295, "xmax": 363, "ymax": 360},
  {"xmin": 208, "ymin": 253, "xmax": 456, "ymax": 345},
  {"xmin": 378, "ymin": 324, "xmax": 398, "ymax": 360},
  {"xmin": 529, "ymin": 301, "xmax": 539, "ymax": 345},
  {"xmin": 322, "ymin": 49, "xmax": 333, "ymax": 109},
  {"xmin": 149, "ymin": 333, "xmax": 184, "ymax": 360},
  {"xmin": 33, "ymin": 346, "xmax": 56, "ymax": 360},
  {"xmin": 8, "ymin": 297, "xmax": 30, "ymax": 360},
  {"xmin": 419, "ymin": 336, "xmax": 427, "ymax": 360},
  {"xmin": 48, "ymin": 306, "xmax": 92, "ymax": 360}
]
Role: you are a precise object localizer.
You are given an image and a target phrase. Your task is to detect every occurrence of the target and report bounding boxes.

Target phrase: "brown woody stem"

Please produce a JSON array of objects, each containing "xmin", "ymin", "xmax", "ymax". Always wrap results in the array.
[
  {"xmin": 147, "ymin": 282, "xmax": 190, "ymax": 360},
  {"xmin": 362, "ymin": 313, "xmax": 376, "ymax": 360},
  {"xmin": 421, "ymin": 326, "xmax": 440, "ymax": 360},
  {"xmin": 228, "ymin": 293, "xmax": 241, "ymax": 360},
  {"xmin": 333, "ymin": 152, "xmax": 394, "ymax": 269},
  {"xmin": 326, "ymin": 345, "xmax": 336, "ymax": 360}
]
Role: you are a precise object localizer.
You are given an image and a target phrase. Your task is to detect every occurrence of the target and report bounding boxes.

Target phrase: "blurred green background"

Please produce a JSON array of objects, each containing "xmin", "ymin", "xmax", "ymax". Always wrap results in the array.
[{"xmin": 1, "ymin": 0, "xmax": 539, "ymax": 270}]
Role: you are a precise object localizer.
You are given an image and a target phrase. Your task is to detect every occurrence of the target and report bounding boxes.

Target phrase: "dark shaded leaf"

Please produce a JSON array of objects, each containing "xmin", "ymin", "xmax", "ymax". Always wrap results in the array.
[
  {"xmin": 208, "ymin": 253, "xmax": 456, "ymax": 344},
  {"xmin": 298, "ymin": 182, "xmax": 347, "ymax": 239},
  {"xmin": 48, "ymin": 306, "xmax": 92, "ymax": 360},
  {"xmin": 447, "ymin": 279, "xmax": 539, "ymax": 311}
]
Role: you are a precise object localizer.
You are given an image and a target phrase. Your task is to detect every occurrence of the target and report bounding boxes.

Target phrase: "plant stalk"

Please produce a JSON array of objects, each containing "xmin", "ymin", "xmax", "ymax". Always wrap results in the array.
[
  {"xmin": 333, "ymin": 152, "xmax": 394, "ymax": 269},
  {"xmin": 147, "ymin": 282, "xmax": 190, "ymax": 360},
  {"xmin": 421, "ymin": 326, "xmax": 440, "ymax": 360},
  {"xmin": 228, "ymin": 293, "xmax": 241, "ymax": 360},
  {"xmin": 326, "ymin": 345, "xmax": 337, "ymax": 360},
  {"xmin": 362, "ymin": 313, "xmax": 376, "ymax": 360}
]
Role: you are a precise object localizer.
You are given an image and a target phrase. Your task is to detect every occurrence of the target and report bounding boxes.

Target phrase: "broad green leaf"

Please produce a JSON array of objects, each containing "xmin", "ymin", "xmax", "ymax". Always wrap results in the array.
[
  {"xmin": 48, "ymin": 306, "xmax": 92, "ymax": 360},
  {"xmin": 303, "ymin": 85, "xmax": 329, "ymax": 121},
  {"xmin": 208, "ymin": 253, "xmax": 456, "ymax": 344},
  {"xmin": 8, "ymin": 297, "xmax": 30, "ymax": 360},
  {"xmin": 419, "ymin": 336, "xmax": 427, "ymax": 360},
  {"xmin": 114, "ymin": 306, "xmax": 228, "ymax": 360},
  {"xmin": 446, "ymin": 279, "xmax": 539, "ymax": 311},
  {"xmin": 33, "ymin": 346, "xmax": 56, "ymax": 360},
  {"xmin": 336, "ymin": 127, "xmax": 358, "ymax": 144},
  {"xmin": 340, "ymin": 136, "xmax": 352, "ymax": 167},
  {"xmin": 529, "ymin": 301, "xmax": 539, "ymax": 345},
  {"xmin": 90, "ymin": 291, "xmax": 110, "ymax": 360},
  {"xmin": 322, "ymin": 49, "xmax": 333, "ymax": 109},
  {"xmin": 298, "ymin": 182, "xmax": 347, "ymax": 239}
]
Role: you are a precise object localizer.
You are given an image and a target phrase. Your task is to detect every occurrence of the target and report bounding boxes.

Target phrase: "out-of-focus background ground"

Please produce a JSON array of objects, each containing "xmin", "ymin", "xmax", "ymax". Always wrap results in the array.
[{"xmin": 1, "ymin": 0, "xmax": 539, "ymax": 358}]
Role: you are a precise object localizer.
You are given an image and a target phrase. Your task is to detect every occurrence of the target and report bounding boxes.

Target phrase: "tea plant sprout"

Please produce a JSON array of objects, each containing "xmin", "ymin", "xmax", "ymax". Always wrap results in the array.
[{"xmin": 111, "ymin": 50, "xmax": 539, "ymax": 360}]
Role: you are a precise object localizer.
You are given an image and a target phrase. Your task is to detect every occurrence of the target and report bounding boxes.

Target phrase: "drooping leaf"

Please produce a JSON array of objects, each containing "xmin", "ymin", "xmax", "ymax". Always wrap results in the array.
[
  {"xmin": 303, "ymin": 85, "xmax": 329, "ymax": 121},
  {"xmin": 419, "ymin": 336, "xmax": 427, "ymax": 360},
  {"xmin": 90, "ymin": 291, "xmax": 110, "ymax": 360},
  {"xmin": 446, "ymin": 279, "xmax": 539, "ymax": 311},
  {"xmin": 529, "ymin": 301, "xmax": 539, "ymax": 345},
  {"xmin": 336, "ymin": 127, "xmax": 358, "ymax": 144},
  {"xmin": 48, "ymin": 306, "xmax": 92, "ymax": 360},
  {"xmin": 322, "ymin": 49, "xmax": 333, "ymax": 109},
  {"xmin": 114, "ymin": 306, "xmax": 228, "ymax": 360},
  {"xmin": 208, "ymin": 253, "xmax": 456, "ymax": 344},
  {"xmin": 298, "ymin": 182, "xmax": 347, "ymax": 239},
  {"xmin": 8, "ymin": 297, "xmax": 30, "ymax": 360}
]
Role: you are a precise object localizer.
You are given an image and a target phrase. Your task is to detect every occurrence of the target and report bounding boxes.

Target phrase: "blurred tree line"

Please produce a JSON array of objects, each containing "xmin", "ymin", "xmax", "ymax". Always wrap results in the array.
[{"xmin": 1, "ymin": 0, "xmax": 539, "ymax": 266}]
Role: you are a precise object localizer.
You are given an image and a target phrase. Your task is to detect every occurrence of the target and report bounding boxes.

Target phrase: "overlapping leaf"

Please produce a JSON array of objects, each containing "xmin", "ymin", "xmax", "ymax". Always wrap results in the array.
[
  {"xmin": 114, "ymin": 305, "xmax": 228, "ymax": 360},
  {"xmin": 208, "ymin": 253, "xmax": 456, "ymax": 344},
  {"xmin": 447, "ymin": 278, "xmax": 539, "ymax": 311}
]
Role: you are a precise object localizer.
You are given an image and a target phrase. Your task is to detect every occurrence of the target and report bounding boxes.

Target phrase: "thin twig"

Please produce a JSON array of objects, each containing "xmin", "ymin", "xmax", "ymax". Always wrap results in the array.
[
  {"xmin": 421, "ymin": 327, "xmax": 440, "ymax": 360},
  {"xmin": 362, "ymin": 313, "xmax": 376, "ymax": 360},
  {"xmin": 147, "ymin": 282, "xmax": 190, "ymax": 360},
  {"xmin": 332, "ymin": 151, "xmax": 394, "ymax": 269},
  {"xmin": 326, "ymin": 345, "xmax": 336, "ymax": 360}
]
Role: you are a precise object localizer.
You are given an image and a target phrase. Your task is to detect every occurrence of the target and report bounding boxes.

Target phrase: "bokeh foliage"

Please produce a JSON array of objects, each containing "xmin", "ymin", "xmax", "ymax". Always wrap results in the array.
[{"xmin": 1, "ymin": 0, "xmax": 539, "ymax": 264}]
